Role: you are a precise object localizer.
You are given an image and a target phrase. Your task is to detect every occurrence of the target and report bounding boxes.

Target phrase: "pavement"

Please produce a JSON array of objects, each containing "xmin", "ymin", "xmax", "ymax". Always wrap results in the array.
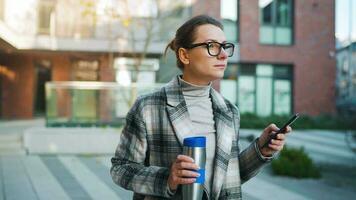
[{"xmin": 0, "ymin": 118, "xmax": 356, "ymax": 200}]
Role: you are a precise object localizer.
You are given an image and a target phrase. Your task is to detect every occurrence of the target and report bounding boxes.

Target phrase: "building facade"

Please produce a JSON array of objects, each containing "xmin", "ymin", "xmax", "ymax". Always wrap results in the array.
[
  {"xmin": 0, "ymin": 0, "xmax": 336, "ymax": 120},
  {"xmin": 0, "ymin": 0, "xmax": 221, "ymax": 120},
  {"xmin": 220, "ymin": 0, "xmax": 336, "ymax": 116}
]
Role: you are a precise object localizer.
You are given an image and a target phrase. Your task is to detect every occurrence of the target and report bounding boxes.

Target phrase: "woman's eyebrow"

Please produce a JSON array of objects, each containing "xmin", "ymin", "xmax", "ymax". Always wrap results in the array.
[{"xmin": 205, "ymin": 39, "xmax": 227, "ymax": 43}]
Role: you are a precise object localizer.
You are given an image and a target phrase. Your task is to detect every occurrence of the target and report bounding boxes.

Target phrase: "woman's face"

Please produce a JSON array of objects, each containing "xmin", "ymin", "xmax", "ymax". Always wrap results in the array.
[{"xmin": 182, "ymin": 24, "xmax": 229, "ymax": 85}]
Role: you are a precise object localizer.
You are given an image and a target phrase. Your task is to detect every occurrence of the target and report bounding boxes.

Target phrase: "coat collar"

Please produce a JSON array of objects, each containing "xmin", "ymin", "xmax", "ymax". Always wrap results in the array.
[{"xmin": 164, "ymin": 76, "xmax": 234, "ymax": 198}]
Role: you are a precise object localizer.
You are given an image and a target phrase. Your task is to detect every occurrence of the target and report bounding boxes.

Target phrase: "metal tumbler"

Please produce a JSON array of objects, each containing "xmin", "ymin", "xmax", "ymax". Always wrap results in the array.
[{"xmin": 182, "ymin": 136, "xmax": 206, "ymax": 200}]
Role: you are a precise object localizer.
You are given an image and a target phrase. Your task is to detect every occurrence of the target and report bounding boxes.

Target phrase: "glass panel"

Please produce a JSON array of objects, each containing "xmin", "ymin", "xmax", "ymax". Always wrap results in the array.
[
  {"xmin": 238, "ymin": 76, "xmax": 255, "ymax": 113},
  {"xmin": 274, "ymin": 65, "xmax": 290, "ymax": 78},
  {"xmin": 275, "ymin": 26, "xmax": 291, "ymax": 45},
  {"xmin": 240, "ymin": 64, "xmax": 255, "ymax": 75},
  {"xmin": 260, "ymin": 25, "xmax": 274, "ymax": 44},
  {"xmin": 276, "ymin": 0, "xmax": 290, "ymax": 26},
  {"xmin": 222, "ymin": 19, "xmax": 237, "ymax": 42},
  {"xmin": 221, "ymin": 80, "xmax": 237, "ymax": 105},
  {"xmin": 221, "ymin": 0, "xmax": 238, "ymax": 41},
  {"xmin": 224, "ymin": 64, "xmax": 238, "ymax": 80},
  {"xmin": 257, "ymin": 64, "xmax": 273, "ymax": 76},
  {"xmin": 72, "ymin": 90, "xmax": 97, "ymax": 122},
  {"xmin": 46, "ymin": 86, "xmax": 57, "ymax": 119},
  {"xmin": 259, "ymin": 0, "xmax": 273, "ymax": 24},
  {"xmin": 256, "ymin": 77, "xmax": 272, "ymax": 116},
  {"xmin": 274, "ymin": 80, "xmax": 291, "ymax": 115},
  {"xmin": 45, "ymin": 82, "xmax": 163, "ymax": 127}
]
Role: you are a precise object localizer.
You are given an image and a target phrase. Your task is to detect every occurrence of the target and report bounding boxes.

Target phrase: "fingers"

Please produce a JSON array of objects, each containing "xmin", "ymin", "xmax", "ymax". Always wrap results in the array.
[
  {"xmin": 268, "ymin": 139, "xmax": 285, "ymax": 151},
  {"xmin": 178, "ymin": 169, "xmax": 200, "ymax": 178},
  {"xmin": 265, "ymin": 123, "xmax": 279, "ymax": 133},
  {"xmin": 176, "ymin": 155, "xmax": 194, "ymax": 163},
  {"xmin": 176, "ymin": 155, "xmax": 199, "ymax": 170},
  {"xmin": 168, "ymin": 155, "xmax": 200, "ymax": 190},
  {"xmin": 270, "ymin": 139, "xmax": 284, "ymax": 146},
  {"xmin": 276, "ymin": 133, "xmax": 285, "ymax": 140},
  {"xmin": 285, "ymin": 126, "xmax": 292, "ymax": 133}
]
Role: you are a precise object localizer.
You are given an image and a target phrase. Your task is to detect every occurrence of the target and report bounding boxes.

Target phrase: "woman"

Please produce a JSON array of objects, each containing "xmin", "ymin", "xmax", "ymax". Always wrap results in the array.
[{"xmin": 111, "ymin": 15, "xmax": 291, "ymax": 200}]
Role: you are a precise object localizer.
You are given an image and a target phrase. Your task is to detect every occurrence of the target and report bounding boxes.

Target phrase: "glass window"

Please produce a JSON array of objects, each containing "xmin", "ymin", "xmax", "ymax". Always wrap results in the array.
[
  {"xmin": 37, "ymin": 0, "xmax": 55, "ymax": 34},
  {"xmin": 257, "ymin": 64, "xmax": 273, "ymax": 76},
  {"xmin": 276, "ymin": 0, "xmax": 290, "ymax": 26},
  {"xmin": 259, "ymin": 0, "xmax": 293, "ymax": 45},
  {"xmin": 221, "ymin": 64, "xmax": 238, "ymax": 104},
  {"xmin": 72, "ymin": 60, "xmax": 99, "ymax": 81},
  {"xmin": 260, "ymin": 0, "xmax": 273, "ymax": 24},
  {"xmin": 274, "ymin": 65, "xmax": 291, "ymax": 78},
  {"xmin": 274, "ymin": 80, "xmax": 291, "ymax": 115},
  {"xmin": 238, "ymin": 76, "xmax": 255, "ymax": 113},
  {"xmin": 237, "ymin": 63, "xmax": 292, "ymax": 116},
  {"xmin": 221, "ymin": 0, "xmax": 239, "ymax": 42},
  {"xmin": 114, "ymin": 57, "xmax": 159, "ymax": 85},
  {"xmin": 256, "ymin": 77, "xmax": 273, "ymax": 116}
]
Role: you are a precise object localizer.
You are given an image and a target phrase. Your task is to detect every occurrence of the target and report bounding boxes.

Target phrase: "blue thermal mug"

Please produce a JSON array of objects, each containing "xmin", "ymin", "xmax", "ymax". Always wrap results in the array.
[{"xmin": 182, "ymin": 136, "xmax": 206, "ymax": 200}]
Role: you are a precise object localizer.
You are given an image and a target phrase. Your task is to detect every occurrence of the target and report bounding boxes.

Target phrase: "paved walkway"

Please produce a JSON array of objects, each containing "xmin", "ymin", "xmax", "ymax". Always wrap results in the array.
[{"xmin": 0, "ymin": 154, "xmax": 355, "ymax": 200}]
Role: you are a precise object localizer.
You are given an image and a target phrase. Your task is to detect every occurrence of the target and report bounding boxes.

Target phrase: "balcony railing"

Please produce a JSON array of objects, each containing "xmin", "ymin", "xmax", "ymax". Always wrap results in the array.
[{"xmin": 45, "ymin": 81, "xmax": 162, "ymax": 127}]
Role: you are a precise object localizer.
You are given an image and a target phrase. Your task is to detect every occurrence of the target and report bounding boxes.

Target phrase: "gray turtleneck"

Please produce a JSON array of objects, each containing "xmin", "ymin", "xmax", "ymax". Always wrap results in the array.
[{"xmin": 178, "ymin": 76, "xmax": 216, "ymax": 195}]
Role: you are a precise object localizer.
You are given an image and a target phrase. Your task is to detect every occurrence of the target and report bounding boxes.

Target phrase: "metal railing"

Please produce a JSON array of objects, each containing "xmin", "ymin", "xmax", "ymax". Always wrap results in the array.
[{"xmin": 45, "ymin": 81, "xmax": 163, "ymax": 127}]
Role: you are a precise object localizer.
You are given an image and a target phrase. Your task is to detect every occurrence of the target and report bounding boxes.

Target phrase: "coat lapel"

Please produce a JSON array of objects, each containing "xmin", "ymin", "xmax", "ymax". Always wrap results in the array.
[
  {"xmin": 164, "ymin": 77, "xmax": 194, "ymax": 146},
  {"xmin": 210, "ymin": 88, "xmax": 234, "ymax": 199}
]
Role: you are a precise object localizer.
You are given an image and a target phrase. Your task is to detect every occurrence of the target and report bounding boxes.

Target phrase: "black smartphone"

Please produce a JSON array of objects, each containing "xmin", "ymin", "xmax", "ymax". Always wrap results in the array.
[{"xmin": 262, "ymin": 113, "xmax": 300, "ymax": 148}]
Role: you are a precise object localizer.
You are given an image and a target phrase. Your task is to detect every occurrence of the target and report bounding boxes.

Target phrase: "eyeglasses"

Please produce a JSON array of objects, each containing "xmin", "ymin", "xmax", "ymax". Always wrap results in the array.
[{"xmin": 186, "ymin": 42, "xmax": 235, "ymax": 57}]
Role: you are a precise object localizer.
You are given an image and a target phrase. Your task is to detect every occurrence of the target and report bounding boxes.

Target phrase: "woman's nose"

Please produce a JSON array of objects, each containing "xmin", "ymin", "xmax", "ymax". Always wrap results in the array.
[{"xmin": 217, "ymin": 48, "xmax": 228, "ymax": 59}]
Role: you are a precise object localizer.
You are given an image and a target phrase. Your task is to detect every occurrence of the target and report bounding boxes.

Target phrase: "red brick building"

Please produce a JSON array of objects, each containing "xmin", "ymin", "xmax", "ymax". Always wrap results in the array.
[{"xmin": 220, "ymin": 0, "xmax": 336, "ymax": 116}]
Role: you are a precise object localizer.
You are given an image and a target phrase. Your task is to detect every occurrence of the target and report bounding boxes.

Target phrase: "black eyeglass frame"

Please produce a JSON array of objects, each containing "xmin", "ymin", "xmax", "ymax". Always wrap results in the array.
[{"xmin": 186, "ymin": 42, "xmax": 235, "ymax": 57}]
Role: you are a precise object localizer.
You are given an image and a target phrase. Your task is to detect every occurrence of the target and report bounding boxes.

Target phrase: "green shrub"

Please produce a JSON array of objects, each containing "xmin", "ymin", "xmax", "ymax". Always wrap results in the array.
[
  {"xmin": 240, "ymin": 113, "xmax": 356, "ymax": 130},
  {"xmin": 271, "ymin": 146, "xmax": 321, "ymax": 178}
]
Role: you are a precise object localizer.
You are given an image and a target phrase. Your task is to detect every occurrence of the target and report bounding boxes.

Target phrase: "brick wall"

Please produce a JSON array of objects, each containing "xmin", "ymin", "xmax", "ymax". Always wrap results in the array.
[
  {"xmin": 0, "ymin": 54, "xmax": 34, "ymax": 119},
  {"xmin": 239, "ymin": 0, "xmax": 336, "ymax": 115}
]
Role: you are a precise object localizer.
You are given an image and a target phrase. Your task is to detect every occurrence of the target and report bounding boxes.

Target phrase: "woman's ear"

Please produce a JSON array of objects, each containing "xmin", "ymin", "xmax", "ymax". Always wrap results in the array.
[{"xmin": 178, "ymin": 48, "xmax": 190, "ymax": 65}]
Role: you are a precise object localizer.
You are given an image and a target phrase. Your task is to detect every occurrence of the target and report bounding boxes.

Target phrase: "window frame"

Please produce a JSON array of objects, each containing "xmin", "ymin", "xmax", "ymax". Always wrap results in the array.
[
  {"xmin": 259, "ymin": 0, "xmax": 295, "ymax": 46},
  {"xmin": 237, "ymin": 63, "xmax": 294, "ymax": 116}
]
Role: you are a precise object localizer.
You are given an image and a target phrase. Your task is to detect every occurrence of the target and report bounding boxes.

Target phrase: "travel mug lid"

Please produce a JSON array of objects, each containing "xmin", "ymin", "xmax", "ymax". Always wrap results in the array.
[{"xmin": 183, "ymin": 136, "xmax": 206, "ymax": 147}]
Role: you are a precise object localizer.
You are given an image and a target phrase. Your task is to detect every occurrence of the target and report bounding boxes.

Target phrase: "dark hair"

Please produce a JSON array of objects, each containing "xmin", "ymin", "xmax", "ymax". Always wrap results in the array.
[{"xmin": 164, "ymin": 15, "xmax": 224, "ymax": 70}]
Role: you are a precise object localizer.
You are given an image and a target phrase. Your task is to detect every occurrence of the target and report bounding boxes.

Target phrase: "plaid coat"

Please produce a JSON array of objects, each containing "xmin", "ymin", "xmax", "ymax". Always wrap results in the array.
[{"xmin": 111, "ymin": 76, "xmax": 271, "ymax": 200}]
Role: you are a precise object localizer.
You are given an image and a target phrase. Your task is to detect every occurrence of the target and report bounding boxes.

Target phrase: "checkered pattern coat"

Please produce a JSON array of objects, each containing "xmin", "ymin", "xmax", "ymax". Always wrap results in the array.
[{"xmin": 111, "ymin": 76, "xmax": 271, "ymax": 200}]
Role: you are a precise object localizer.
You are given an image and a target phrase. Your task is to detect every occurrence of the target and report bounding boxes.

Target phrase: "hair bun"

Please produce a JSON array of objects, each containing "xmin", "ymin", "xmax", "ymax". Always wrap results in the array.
[{"xmin": 169, "ymin": 39, "xmax": 176, "ymax": 51}]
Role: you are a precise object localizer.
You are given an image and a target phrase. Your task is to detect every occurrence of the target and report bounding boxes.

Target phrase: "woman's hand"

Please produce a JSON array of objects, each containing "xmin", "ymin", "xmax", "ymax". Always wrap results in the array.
[
  {"xmin": 258, "ymin": 124, "xmax": 292, "ymax": 157},
  {"xmin": 167, "ymin": 155, "xmax": 200, "ymax": 191}
]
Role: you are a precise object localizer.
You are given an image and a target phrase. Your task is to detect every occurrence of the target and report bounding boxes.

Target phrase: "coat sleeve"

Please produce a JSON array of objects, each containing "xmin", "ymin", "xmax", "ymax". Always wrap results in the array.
[
  {"xmin": 231, "ymin": 105, "xmax": 274, "ymax": 184},
  {"xmin": 110, "ymin": 97, "xmax": 171, "ymax": 198}
]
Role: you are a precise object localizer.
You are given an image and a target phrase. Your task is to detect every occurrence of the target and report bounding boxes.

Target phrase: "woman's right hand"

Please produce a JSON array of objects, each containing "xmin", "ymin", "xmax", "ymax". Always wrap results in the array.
[{"xmin": 167, "ymin": 155, "xmax": 200, "ymax": 191}]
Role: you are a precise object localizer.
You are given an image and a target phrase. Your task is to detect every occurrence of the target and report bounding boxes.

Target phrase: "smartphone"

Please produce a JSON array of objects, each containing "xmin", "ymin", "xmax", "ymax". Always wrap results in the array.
[{"xmin": 262, "ymin": 113, "xmax": 300, "ymax": 148}]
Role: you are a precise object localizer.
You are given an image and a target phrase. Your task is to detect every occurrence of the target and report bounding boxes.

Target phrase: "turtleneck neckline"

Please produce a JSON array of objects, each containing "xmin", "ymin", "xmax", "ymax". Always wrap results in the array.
[{"xmin": 178, "ymin": 75, "xmax": 211, "ymax": 97}]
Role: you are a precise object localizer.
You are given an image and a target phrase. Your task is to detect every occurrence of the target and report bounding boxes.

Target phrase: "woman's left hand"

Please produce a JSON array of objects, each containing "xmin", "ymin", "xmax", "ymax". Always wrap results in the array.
[{"xmin": 257, "ymin": 124, "xmax": 292, "ymax": 157}]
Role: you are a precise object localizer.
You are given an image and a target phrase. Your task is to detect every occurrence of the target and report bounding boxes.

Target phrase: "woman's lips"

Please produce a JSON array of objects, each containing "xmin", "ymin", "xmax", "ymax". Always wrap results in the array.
[{"xmin": 214, "ymin": 64, "xmax": 226, "ymax": 68}]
